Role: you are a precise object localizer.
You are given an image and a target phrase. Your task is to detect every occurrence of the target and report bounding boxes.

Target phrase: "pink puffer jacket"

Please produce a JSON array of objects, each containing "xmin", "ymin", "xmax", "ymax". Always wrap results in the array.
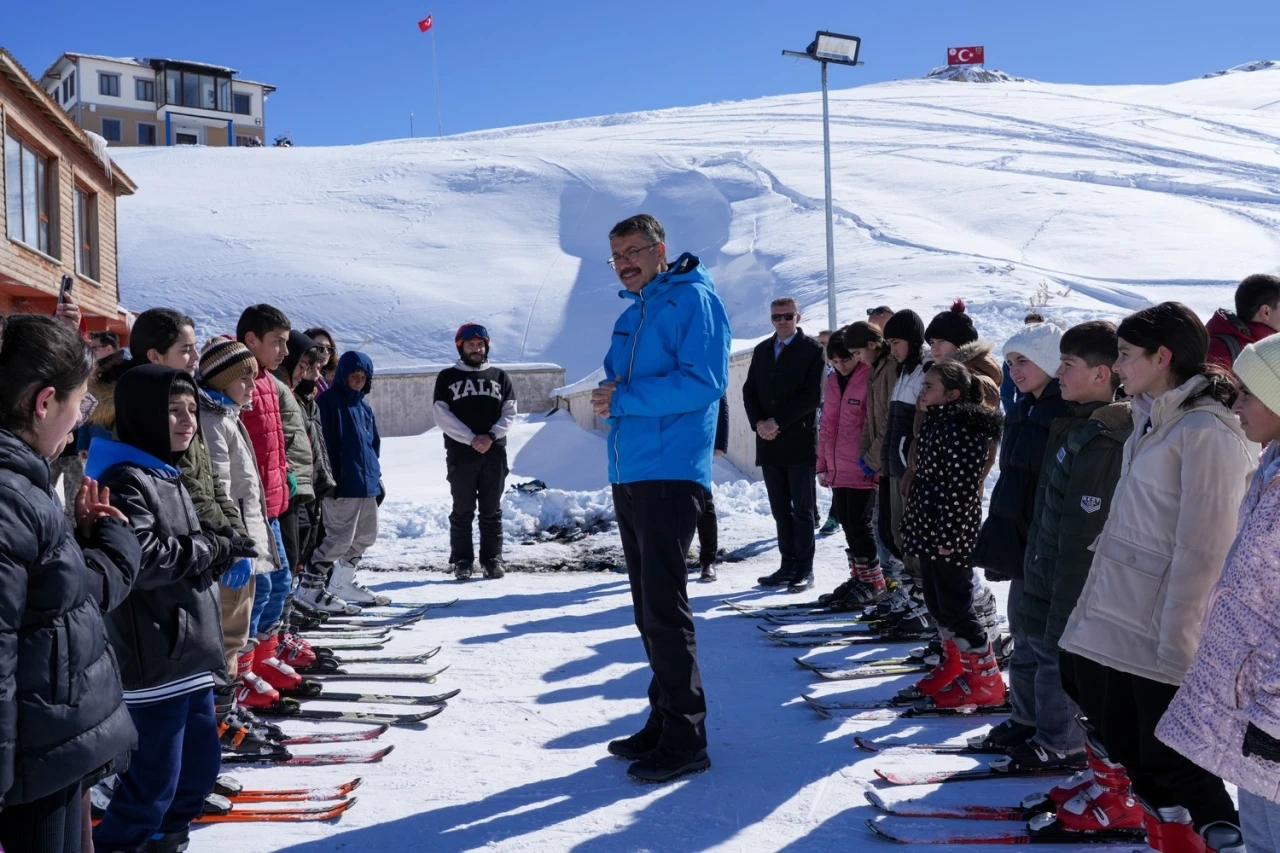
[
  {"xmin": 817, "ymin": 364, "xmax": 877, "ymax": 490},
  {"xmin": 1157, "ymin": 443, "xmax": 1280, "ymax": 801}
]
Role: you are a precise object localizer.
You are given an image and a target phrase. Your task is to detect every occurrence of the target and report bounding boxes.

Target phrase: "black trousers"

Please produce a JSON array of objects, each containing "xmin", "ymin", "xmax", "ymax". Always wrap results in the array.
[
  {"xmin": 876, "ymin": 476, "xmax": 902, "ymax": 561},
  {"xmin": 446, "ymin": 446, "xmax": 508, "ymax": 565},
  {"xmin": 695, "ymin": 487, "xmax": 717, "ymax": 568},
  {"xmin": 1059, "ymin": 649, "xmax": 1108, "ymax": 727},
  {"xmin": 296, "ymin": 499, "xmax": 324, "ymax": 569},
  {"xmin": 762, "ymin": 464, "xmax": 817, "ymax": 574},
  {"xmin": 1096, "ymin": 664, "xmax": 1237, "ymax": 829},
  {"xmin": 278, "ymin": 499, "xmax": 300, "ymax": 575},
  {"xmin": 830, "ymin": 487, "xmax": 876, "ymax": 563},
  {"xmin": 919, "ymin": 554, "xmax": 985, "ymax": 648},
  {"xmin": 613, "ymin": 480, "xmax": 707, "ymax": 752},
  {"xmin": 0, "ymin": 780, "xmax": 83, "ymax": 853}
]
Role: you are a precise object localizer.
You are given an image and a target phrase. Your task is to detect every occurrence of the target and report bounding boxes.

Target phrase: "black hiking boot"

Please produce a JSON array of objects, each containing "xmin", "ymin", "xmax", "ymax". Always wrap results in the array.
[
  {"xmin": 967, "ymin": 718, "xmax": 1036, "ymax": 752},
  {"xmin": 627, "ymin": 746, "xmax": 711, "ymax": 783},
  {"xmin": 608, "ymin": 726, "xmax": 662, "ymax": 761},
  {"xmin": 453, "ymin": 561, "xmax": 474, "ymax": 582},
  {"xmin": 787, "ymin": 571, "xmax": 815, "ymax": 594},
  {"xmin": 757, "ymin": 565, "xmax": 793, "ymax": 587}
]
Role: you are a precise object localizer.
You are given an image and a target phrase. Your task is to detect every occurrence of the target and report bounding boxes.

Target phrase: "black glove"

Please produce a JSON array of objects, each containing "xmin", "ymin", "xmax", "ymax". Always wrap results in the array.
[
  {"xmin": 376, "ymin": 480, "xmax": 386, "ymax": 507},
  {"xmin": 229, "ymin": 534, "xmax": 259, "ymax": 560},
  {"xmin": 208, "ymin": 534, "xmax": 234, "ymax": 572}
]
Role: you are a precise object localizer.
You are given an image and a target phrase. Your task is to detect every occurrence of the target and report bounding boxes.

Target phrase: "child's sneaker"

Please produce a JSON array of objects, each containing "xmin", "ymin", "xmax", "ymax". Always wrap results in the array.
[{"xmin": 818, "ymin": 513, "xmax": 840, "ymax": 535}]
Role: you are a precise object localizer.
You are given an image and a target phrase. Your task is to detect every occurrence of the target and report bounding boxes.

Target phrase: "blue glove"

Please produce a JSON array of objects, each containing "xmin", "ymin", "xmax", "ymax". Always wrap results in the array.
[
  {"xmin": 221, "ymin": 557, "xmax": 252, "ymax": 590},
  {"xmin": 858, "ymin": 456, "xmax": 876, "ymax": 478}
]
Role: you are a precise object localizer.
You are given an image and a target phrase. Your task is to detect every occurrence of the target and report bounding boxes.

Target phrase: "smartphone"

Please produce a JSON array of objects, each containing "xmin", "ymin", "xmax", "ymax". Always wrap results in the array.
[{"xmin": 58, "ymin": 274, "xmax": 73, "ymax": 304}]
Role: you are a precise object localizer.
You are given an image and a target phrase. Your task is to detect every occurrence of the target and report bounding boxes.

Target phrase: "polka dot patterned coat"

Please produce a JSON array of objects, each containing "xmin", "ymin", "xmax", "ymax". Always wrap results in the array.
[{"xmin": 901, "ymin": 402, "xmax": 1003, "ymax": 563}]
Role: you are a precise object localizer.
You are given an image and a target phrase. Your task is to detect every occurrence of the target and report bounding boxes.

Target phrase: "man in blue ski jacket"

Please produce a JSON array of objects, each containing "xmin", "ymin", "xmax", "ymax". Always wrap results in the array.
[{"xmin": 590, "ymin": 213, "xmax": 731, "ymax": 784}]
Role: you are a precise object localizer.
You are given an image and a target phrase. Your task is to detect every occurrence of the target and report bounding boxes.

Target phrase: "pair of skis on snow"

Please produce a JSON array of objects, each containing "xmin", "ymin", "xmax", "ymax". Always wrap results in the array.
[{"xmin": 857, "ymin": 737, "xmax": 1146, "ymax": 845}]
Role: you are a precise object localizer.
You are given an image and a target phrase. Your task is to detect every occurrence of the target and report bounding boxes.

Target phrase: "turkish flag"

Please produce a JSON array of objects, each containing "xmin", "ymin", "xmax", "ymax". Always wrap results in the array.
[
  {"xmin": 418, "ymin": 14, "xmax": 433, "ymax": 32},
  {"xmin": 947, "ymin": 46, "xmax": 984, "ymax": 66}
]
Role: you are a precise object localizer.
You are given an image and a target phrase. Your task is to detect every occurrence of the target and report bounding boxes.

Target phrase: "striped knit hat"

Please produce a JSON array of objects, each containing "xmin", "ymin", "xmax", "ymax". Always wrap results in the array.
[{"xmin": 199, "ymin": 336, "xmax": 258, "ymax": 393}]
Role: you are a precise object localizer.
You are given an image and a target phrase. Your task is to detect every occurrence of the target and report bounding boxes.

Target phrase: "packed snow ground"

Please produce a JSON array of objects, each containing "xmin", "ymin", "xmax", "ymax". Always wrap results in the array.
[
  {"xmin": 194, "ymin": 419, "xmax": 1161, "ymax": 853},
  {"xmin": 111, "ymin": 63, "xmax": 1280, "ymax": 377}
]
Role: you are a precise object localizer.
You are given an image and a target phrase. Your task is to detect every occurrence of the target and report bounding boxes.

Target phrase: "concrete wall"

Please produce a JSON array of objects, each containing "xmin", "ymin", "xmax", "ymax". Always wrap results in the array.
[
  {"xmin": 368, "ymin": 364, "xmax": 566, "ymax": 438},
  {"xmin": 554, "ymin": 349, "xmax": 763, "ymax": 480}
]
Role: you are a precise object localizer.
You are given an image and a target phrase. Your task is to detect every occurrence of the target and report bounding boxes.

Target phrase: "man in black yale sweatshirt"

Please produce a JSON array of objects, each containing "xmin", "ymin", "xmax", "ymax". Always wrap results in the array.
[{"xmin": 433, "ymin": 323, "xmax": 517, "ymax": 581}]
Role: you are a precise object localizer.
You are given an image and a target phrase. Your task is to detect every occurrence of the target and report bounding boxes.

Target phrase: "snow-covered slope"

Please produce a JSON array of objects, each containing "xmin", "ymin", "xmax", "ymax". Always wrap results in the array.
[{"xmin": 113, "ymin": 66, "xmax": 1280, "ymax": 376}]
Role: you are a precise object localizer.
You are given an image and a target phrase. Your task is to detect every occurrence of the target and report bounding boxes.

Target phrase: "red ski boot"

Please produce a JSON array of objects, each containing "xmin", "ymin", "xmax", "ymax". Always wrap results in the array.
[
  {"xmin": 233, "ymin": 646, "xmax": 281, "ymax": 709},
  {"xmin": 276, "ymin": 631, "xmax": 317, "ymax": 668},
  {"xmin": 1055, "ymin": 740, "xmax": 1144, "ymax": 832},
  {"xmin": 252, "ymin": 635, "xmax": 303, "ymax": 692},
  {"xmin": 898, "ymin": 638, "xmax": 961, "ymax": 701},
  {"xmin": 1143, "ymin": 806, "xmax": 1206, "ymax": 853},
  {"xmin": 931, "ymin": 642, "xmax": 1007, "ymax": 710}
]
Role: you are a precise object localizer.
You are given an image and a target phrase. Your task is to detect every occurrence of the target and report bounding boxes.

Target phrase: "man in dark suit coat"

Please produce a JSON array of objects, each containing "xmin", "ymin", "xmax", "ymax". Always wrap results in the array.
[{"xmin": 742, "ymin": 297, "xmax": 826, "ymax": 592}]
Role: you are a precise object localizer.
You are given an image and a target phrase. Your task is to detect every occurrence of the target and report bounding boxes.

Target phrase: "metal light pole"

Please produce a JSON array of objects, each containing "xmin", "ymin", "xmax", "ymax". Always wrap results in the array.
[{"xmin": 783, "ymin": 32, "xmax": 863, "ymax": 332}]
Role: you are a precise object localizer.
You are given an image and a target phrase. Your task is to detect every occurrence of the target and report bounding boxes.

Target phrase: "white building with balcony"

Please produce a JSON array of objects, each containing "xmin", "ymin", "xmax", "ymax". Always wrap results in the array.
[{"xmin": 38, "ymin": 53, "xmax": 275, "ymax": 147}]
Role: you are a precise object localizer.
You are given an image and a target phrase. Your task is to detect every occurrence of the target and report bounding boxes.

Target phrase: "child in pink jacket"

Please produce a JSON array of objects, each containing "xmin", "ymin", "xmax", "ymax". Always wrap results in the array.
[
  {"xmin": 1158, "ymin": 333, "xmax": 1280, "ymax": 853},
  {"xmin": 815, "ymin": 329, "xmax": 882, "ymax": 610}
]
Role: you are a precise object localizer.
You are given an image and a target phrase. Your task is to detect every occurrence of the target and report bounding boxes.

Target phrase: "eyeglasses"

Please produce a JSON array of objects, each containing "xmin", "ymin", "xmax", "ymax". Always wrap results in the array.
[
  {"xmin": 606, "ymin": 244, "xmax": 657, "ymax": 270},
  {"xmin": 867, "ymin": 307, "xmax": 891, "ymax": 316},
  {"xmin": 771, "ymin": 312, "xmax": 796, "ymax": 322},
  {"xmin": 76, "ymin": 392, "xmax": 98, "ymax": 430}
]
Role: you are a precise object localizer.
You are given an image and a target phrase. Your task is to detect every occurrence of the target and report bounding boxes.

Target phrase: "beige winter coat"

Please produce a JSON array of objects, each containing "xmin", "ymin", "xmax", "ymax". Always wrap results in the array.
[
  {"xmin": 860, "ymin": 352, "xmax": 897, "ymax": 474},
  {"xmin": 1059, "ymin": 375, "xmax": 1257, "ymax": 686},
  {"xmin": 200, "ymin": 390, "xmax": 281, "ymax": 576}
]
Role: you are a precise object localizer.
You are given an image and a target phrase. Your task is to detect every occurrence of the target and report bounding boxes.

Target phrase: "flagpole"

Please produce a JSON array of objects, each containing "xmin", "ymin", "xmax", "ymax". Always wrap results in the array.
[{"xmin": 430, "ymin": 24, "xmax": 443, "ymax": 137}]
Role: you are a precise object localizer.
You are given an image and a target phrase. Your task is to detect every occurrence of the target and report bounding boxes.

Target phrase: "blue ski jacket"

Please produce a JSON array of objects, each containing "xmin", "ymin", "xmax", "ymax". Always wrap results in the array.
[
  {"xmin": 318, "ymin": 351, "xmax": 382, "ymax": 499},
  {"xmin": 602, "ymin": 253, "xmax": 731, "ymax": 489}
]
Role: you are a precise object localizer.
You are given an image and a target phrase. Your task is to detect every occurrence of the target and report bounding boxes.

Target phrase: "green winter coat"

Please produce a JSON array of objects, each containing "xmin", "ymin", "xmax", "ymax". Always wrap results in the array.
[
  {"xmin": 274, "ymin": 375, "xmax": 314, "ymax": 502},
  {"xmin": 179, "ymin": 427, "xmax": 246, "ymax": 536},
  {"xmin": 1018, "ymin": 399, "xmax": 1132, "ymax": 648}
]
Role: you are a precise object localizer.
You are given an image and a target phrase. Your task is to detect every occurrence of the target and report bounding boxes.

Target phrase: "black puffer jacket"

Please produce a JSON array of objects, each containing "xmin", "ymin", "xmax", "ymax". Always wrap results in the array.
[
  {"xmin": 1019, "ymin": 400, "xmax": 1133, "ymax": 648},
  {"xmin": 0, "ymin": 429, "xmax": 139, "ymax": 806},
  {"xmin": 973, "ymin": 380, "xmax": 1070, "ymax": 582},
  {"xmin": 296, "ymin": 389, "xmax": 337, "ymax": 500},
  {"xmin": 742, "ymin": 329, "xmax": 825, "ymax": 467},
  {"xmin": 87, "ymin": 367, "xmax": 228, "ymax": 695}
]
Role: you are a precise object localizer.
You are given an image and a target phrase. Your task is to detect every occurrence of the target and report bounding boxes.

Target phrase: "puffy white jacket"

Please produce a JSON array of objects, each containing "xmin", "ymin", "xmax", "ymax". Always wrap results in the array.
[
  {"xmin": 200, "ymin": 389, "xmax": 280, "ymax": 576},
  {"xmin": 1059, "ymin": 375, "xmax": 1257, "ymax": 686}
]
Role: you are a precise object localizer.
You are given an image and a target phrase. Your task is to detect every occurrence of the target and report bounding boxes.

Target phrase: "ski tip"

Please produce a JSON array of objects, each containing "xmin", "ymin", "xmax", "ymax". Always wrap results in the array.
[
  {"xmin": 853, "ymin": 736, "xmax": 881, "ymax": 753},
  {"xmin": 345, "ymin": 777, "xmax": 364, "ymax": 793},
  {"xmin": 863, "ymin": 790, "xmax": 890, "ymax": 812},
  {"xmin": 865, "ymin": 818, "xmax": 906, "ymax": 844},
  {"xmin": 872, "ymin": 767, "xmax": 893, "ymax": 783}
]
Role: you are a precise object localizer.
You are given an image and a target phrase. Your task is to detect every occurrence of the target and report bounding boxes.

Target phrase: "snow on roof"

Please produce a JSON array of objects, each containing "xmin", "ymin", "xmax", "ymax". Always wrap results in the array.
[
  {"xmin": 924, "ymin": 66, "xmax": 1031, "ymax": 83},
  {"xmin": 1204, "ymin": 60, "xmax": 1280, "ymax": 78},
  {"xmin": 82, "ymin": 130, "xmax": 114, "ymax": 180}
]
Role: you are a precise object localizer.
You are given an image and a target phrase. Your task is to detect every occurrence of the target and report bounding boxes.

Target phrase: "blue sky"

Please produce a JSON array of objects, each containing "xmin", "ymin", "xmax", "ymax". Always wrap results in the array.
[{"xmin": 7, "ymin": 0, "xmax": 1278, "ymax": 147}]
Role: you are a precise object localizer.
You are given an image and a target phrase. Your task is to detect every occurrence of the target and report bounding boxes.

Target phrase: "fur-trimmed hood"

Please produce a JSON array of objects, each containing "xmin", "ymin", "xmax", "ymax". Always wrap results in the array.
[
  {"xmin": 924, "ymin": 401, "xmax": 1004, "ymax": 441},
  {"xmin": 943, "ymin": 339, "xmax": 1004, "ymax": 385},
  {"xmin": 1089, "ymin": 400, "xmax": 1133, "ymax": 434}
]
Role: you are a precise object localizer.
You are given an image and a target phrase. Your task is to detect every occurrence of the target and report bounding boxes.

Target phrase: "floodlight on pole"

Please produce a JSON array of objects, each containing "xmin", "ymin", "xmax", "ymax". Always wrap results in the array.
[{"xmin": 782, "ymin": 31, "xmax": 862, "ymax": 333}]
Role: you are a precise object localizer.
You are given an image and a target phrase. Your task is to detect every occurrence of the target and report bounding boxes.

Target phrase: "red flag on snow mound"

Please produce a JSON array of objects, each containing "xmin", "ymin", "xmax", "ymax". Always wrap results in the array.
[
  {"xmin": 947, "ymin": 46, "xmax": 984, "ymax": 65},
  {"xmin": 418, "ymin": 14, "xmax": 433, "ymax": 32}
]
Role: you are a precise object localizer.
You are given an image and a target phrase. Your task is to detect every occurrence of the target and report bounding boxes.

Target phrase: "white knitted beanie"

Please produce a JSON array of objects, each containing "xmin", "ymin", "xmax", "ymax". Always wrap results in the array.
[
  {"xmin": 1002, "ymin": 322, "xmax": 1064, "ymax": 379},
  {"xmin": 1234, "ymin": 334, "xmax": 1280, "ymax": 416}
]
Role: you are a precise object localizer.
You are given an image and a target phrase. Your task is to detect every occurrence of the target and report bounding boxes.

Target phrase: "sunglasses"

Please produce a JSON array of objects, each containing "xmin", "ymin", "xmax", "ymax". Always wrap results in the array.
[
  {"xmin": 771, "ymin": 312, "xmax": 796, "ymax": 322},
  {"xmin": 867, "ymin": 308, "xmax": 890, "ymax": 316}
]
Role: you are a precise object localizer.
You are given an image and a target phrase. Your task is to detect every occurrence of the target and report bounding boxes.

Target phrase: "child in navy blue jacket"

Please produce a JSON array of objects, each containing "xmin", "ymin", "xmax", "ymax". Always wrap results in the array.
[
  {"xmin": 88, "ymin": 365, "xmax": 257, "ymax": 853},
  {"xmin": 299, "ymin": 351, "xmax": 383, "ymax": 608}
]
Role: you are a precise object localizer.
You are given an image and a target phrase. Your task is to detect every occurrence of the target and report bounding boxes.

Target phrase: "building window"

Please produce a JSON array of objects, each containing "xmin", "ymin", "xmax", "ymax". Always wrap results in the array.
[
  {"xmin": 135, "ymin": 78, "xmax": 154, "ymax": 102},
  {"xmin": 74, "ymin": 186, "xmax": 99, "ymax": 281},
  {"xmin": 175, "ymin": 132, "xmax": 199, "ymax": 145},
  {"xmin": 162, "ymin": 69, "xmax": 233, "ymax": 111},
  {"xmin": 138, "ymin": 123, "xmax": 157, "ymax": 146},
  {"xmin": 101, "ymin": 119, "xmax": 122, "ymax": 142},
  {"xmin": 98, "ymin": 73, "xmax": 120, "ymax": 97},
  {"xmin": 5, "ymin": 132, "xmax": 56, "ymax": 256},
  {"xmin": 64, "ymin": 70, "xmax": 75, "ymax": 101},
  {"xmin": 234, "ymin": 93, "xmax": 252, "ymax": 115}
]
